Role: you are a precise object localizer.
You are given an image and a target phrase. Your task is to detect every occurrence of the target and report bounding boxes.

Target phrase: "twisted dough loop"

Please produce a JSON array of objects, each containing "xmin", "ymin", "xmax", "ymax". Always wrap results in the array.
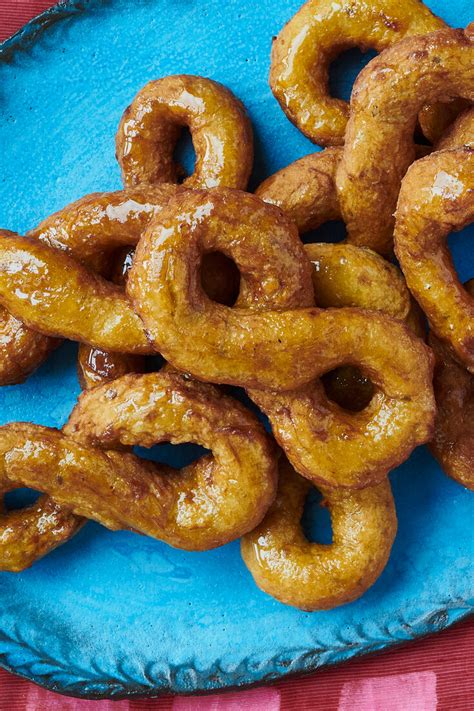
[
  {"xmin": 0, "ymin": 483, "xmax": 83, "ymax": 573},
  {"xmin": 429, "ymin": 290, "xmax": 474, "ymax": 492},
  {"xmin": 256, "ymin": 148, "xmax": 341, "ymax": 233},
  {"xmin": 241, "ymin": 459, "xmax": 397, "ymax": 610},
  {"xmin": 64, "ymin": 371, "xmax": 277, "ymax": 548},
  {"xmin": 395, "ymin": 147, "xmax": 474, "ymax": 372},
  {"xmin": 336, "ymin": 27, "xmax": 474, "ymax": 254},
  {"xmin": 0, "ymin": 371, "xmax": 277, "ymax": 570},
  {"xmin": 116, "ymin": 75, "xmax": 253, "ymax": 189},
  {"xmin": 249, "ymin": 242, "xmax": 427, "ymax": 488},
  {"xmin": 128, "ymin": 187, "xmax": 435, "ymax": 488},
  {"xmin": 270, "ymin": 0, "xmax": 446, "ymax": 146},
  {"xmin": 0, "ymin": 186, "xmax": 185, "ymax": 382}
]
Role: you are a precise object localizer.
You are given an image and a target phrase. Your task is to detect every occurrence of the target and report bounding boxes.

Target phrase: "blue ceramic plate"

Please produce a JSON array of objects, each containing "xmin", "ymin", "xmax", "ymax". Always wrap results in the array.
[{"xmin": 0, "ymin": 0, "xmax": 473, "ymax": 700}]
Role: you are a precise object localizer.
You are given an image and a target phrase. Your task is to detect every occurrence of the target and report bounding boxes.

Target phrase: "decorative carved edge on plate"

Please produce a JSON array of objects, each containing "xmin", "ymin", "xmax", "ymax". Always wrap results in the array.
[{"xmin": 0, "ymin": 600, "xmax": 471, "ymax": 699}]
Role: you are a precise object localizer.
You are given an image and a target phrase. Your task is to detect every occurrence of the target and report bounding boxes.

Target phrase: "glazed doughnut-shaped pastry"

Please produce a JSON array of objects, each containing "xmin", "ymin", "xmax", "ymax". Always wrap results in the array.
[
  {"xmin": 128, "ymin": 188, "xmax": 435, "ymax": 488},
  {"xmin": 419, "ymin": 98, "xmax": 472, "ymax": 146},
  {"xmin": 429, "ymin": 281, "xmax": 474, "ymax": 491},
  {"xmin": 250, "ymin": 242, "xmax": 425, "ymax": 488},
  {"xmin": 241, "ymin": 459, "xmax": 397, "ymax": 610},
  {"xmin": 270, "ymin": 0, "xmax": 446, "ymax": 147},
  {"xmin": 435, "ymin": 106, "xmax": 474, "ymax": 150},
  {"xmin": 0, "ymin": 371, "xmax": 276, "ymax": 569},
  {"xmin": 256, "ymin": 148, "xmax": 341, "ymax": 232},
  {"xmin": 0, "ymin": 485, "xmax": 84, "ymax": 573},
  {"xmin": 394, "ymin": 147, "xmax": 474, "ymax": 372},
  {"xmin": 116, "ymin": 75, "xmax": 253, "ymax": 189},
  {"xmin": 0, "ymin": 231, "xmax": 152, "ymax": 354},
  {"xmin": 255, "ymin": 144, "xmax": 433, "ymax": 237},
  {"xmin": 0, "ymin": 186, "xmax": 182, "ymax": 385},
  {"xmin": 65, "ymin": 370, "xmax": 278, "ymax": 548},
  {"xmin": 336, "ymin": 27, "xmax": 474, "ymax": 255}
]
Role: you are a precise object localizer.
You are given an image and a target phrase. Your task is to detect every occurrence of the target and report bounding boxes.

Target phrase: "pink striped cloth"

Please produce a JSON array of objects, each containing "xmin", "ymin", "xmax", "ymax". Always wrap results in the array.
[
  {"xmin": 0, "ymin": 620, "xmax": 472, "ymax": 709},
  {"xmin": 0, "ymin": 3, "xmax": 473, "ymax": 709}
]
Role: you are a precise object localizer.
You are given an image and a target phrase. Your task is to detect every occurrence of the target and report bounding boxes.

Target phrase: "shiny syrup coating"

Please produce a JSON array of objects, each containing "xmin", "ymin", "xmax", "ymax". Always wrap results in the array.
[
  {"xmin": 336, "ymin": 27, "xmax": 474, "ymax": 254},
  {"xmin": 128, "ymin": 187, "xmax": 435, "ymax": 488},
  {"xmin": 0, "ymin": 185, "xmax": 184, "ymax": 385},
  {"xmin": 116, "ymin": 75, "xmax": 253, "ymax": 189},
  {"xmin": 249, "ymin": 242, "xmax": 427, "ymax": 488},
  {"xmin": 395, "ymin": 147, "xmax": 474, "ymax": 373},
  {"xmin": 241, "ymin": 458, "xmax": 397, "ymax": 610},
  {"xmin": 0, "ymin": 371, "xmax": 277, "ymax": 570},
  {"xmin": 0, "ymin": 232, "xmax": 151, "ymax": 353},
  {"xmin": 64, "ymin": 370, "xmax": 278, "ymax": 549},
  {"xmin": 429, "ymin": 282, "xmax": 474, "ymax": 491},
  {"xmin": 270, "ymin": 0, "xmax": 446, "ymax": 146}
]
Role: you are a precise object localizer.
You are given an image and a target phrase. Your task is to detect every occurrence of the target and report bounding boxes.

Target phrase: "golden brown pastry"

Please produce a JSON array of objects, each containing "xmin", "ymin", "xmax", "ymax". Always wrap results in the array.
[
  {"xmin": 336, "ymin": 27, "xmax": 474, "ymax": 254},
  {"xmin": 0, "ymin": 371, "xmax": 277, "ymax": 570},
  {"xmin": 116, "ymin": 75, "xmax": 253, "ymax": 189},
  {"xmin": 394, "ymin": 147, "xmax": 473, "ymax": 372},
  {"xmin": 241, "ymin": 458, "xmax": 397, "ymax": 610},
  {"xmin": 249, "ymin": 243, "xmax": 428, "ymax": 488},
  {"xmin": 128, "ymin": 187, "xmax": 435, "ymax": 488},
  {"xmin": 270, "ymin": 0, "xmax": 446, "ymax": 146}
]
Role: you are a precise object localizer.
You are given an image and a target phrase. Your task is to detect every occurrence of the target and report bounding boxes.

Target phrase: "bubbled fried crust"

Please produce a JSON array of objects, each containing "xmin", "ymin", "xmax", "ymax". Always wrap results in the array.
[
  {"xmin": 116, "ymin": 75, "xmax": 253, "ymax": 190},
  {"xmin": 269, "ymin": 0, "xmax": 446, "ymax": 146},
  {"xmin": 256, "ymin": 149, "xmax": 341, "ymax": 232},
  {"xmin": 128, "ymin": 187, "xmax": 435, "ymax": 488},
  {"xmin": 0, "ymin": 231, "xmax": 152, "ymax": 353},
  {"xmin": 64, "ymin": 371, "xmax": 278, "ymax": 549},
  {"xmin": 336, "ymin": 27, "xmax": 474, "ymax": 255},
  {"xmin": 241, "ymin": 459, "xmax": 397, "ymax": 610},
  {"xmin": 394, "ymin": 147, "xmax": 474, "ymax": 373},
  {"xmin": 0, "ymin": 372, "xmax": 277, "ymax": 562},
  {"xmin": 249, "ymin": 242, "xmax": 430, "ymax": 488},
  {"xmin": 429, "ymin": 281, "xmax": 474, "ymax": 491}
]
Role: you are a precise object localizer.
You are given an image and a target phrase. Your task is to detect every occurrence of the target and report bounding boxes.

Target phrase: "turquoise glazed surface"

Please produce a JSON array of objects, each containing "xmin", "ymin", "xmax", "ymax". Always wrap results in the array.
[{"xmin": 0, "ymin": 0, "xmax": 473, "ymax": 700}]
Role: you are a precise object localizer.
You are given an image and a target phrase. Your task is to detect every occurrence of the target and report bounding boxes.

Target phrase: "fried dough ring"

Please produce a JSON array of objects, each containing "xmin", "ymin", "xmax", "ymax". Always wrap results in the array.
[
  {"xmin": 241, "ymin": 458, "xmax": 397, "ymax": 610},
  {"xmin": 250, "ymin": 243, "xmax": 426, "ymax": 488},
  {"xmin": 0, "ymin": 486, "xmax": 84, "ymax": 573},
  {"xmin": 64, "ymin": 371, "xmax": 278, "ymax": 547},
  {"xmin": 0, "ymin": 186, "xmax": 184, "ymax": 378},
  {"xmin": 336, "ymin": 27, "xmax": 474, "ymax": 255},
  {"xmin": 435, "ymin": 106, "xmax": 474, "ymax": 150},
  {"xmin": 429, "ymin": 284, "xmax": 474, "ymax": 492},
  {"xmin": 269, "ymin": 0, "xmax": 446, "ymax": 147},
  {"xmin": 394, "ymin": 147, "xmax": 474, "ymax": 372},
  {"xmin": 116, "ymin": 75, "xmax": 253, "ymax": 189},
  {"xmin": 0, "ymin": 371, "xmax": 277, "ymax": 570},
  {"xmin": 128, "ymin": 188, "xmax": 435, "ymax": 488},
  {"xmin": 0, "ymin": 231, "xmax": 151, "ymax": 354}
]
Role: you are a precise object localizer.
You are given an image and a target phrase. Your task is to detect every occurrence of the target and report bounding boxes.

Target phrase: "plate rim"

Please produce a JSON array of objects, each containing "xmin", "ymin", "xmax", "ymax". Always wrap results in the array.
[
  {"xmin": 0, "ymin": 0, "xmax": 472, "ymax": 700},
  {"xmin": 0, "ymin": 603, "xmax": 471, "ymax": 700}
]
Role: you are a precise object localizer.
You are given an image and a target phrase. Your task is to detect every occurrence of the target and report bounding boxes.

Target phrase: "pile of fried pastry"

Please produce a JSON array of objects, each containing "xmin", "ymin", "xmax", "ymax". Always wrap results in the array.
[{"xmin": 0, "ymin": 0, "xmax": 472, "ymax": 611}]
